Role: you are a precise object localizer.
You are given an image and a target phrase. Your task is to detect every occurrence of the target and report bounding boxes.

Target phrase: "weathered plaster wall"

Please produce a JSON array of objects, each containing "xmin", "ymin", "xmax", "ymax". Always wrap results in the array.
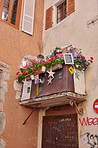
[
  {"xmin": 43, "ymin": 0, "xmax": 98, "ymax": 148},
  {"xmin": 0, "ymin": 61, "xmax": 9, "ymax": 148},
  {"xmin": 0, "ymin": 0, "xmax": 44, "ymax": 147}
]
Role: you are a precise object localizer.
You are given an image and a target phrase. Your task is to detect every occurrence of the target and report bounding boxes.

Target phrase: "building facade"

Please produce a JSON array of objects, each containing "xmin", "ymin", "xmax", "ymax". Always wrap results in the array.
[
  {"xmin": 0, "ymin": 0, "xmax": 98, "ymax": 148},
  {"xmin": 0, "ymin": 0, "xmax": 44, "ymax": 147},
  {"xmin": 42, "ymin": 0, "xmax": 98, "ymax": 148}
]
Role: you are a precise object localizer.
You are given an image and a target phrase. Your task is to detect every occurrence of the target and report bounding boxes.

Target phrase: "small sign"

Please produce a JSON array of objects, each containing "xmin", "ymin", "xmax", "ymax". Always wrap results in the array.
[
  {"xmin": 68, "ymin": 66, "xmax": 74, "ymax": 74},
  {"xmin": 58, "ymin": 72, "xmax": 63, "ymax": 79},
  {"xmin": 30, "ymin": 75, "xmax": 35, "ymax": 80},
  {"xmin": 39, "ymin": 87, "xmax": 42, "ymax": 94},
  {"xmin": 93, "ymin": 99, "xmax": 98, "ymax": 114},
  {"xmin": 35, "ymin": 75, "xmax": 39, "ymax": 84},
  {"xmin": 63, "ymin": 53, "xmax": 74, "ymax": 65},
  {"xmin": 22, "ymin": 61, "xmax": 26, "ymax": 67},
  {"xmin": 42, "ymin": 66, "xmax": 46, "ymax": 72}
]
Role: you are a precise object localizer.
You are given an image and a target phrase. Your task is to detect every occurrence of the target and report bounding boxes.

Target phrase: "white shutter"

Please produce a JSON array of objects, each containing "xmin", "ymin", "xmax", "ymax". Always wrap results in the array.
[
  {"xmin": 21, "ymin": 80, "xmax": 32, "ymax": 100},
  {"xmin": 22, "ymin": 0, "xmax": 35, "ymax": 35}
]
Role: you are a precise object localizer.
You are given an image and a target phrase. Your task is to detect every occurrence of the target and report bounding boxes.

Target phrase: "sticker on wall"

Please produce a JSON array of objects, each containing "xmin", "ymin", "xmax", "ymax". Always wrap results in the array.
[
  {"xmin": 58, "ymin": 72, "xmax": 63, "ymax": 79},
  {"xmin": 42, "ymin": 77, "xmax": 46, "ymax": 84},
  {"xmin": 75, "ymin": 72, "xmax": 80, "ymax": 80},
  {"xmin": 93, "ymin": 98, "xmax": 98, "ymax": 114},
  {"xmin": 22, "ymin": 61, "xmax": 27, "ymax": 67},
  {"xmin": 35, "ymin": 75, "xmax": 39, "ymax": 84},
  {"xmin": 39, "ymin": 87, "xmax": 42, "ymax": 94},
  {"xmin": 68, "ymin": 66, "xmax": 74, "ymax": 74},
  {"xmin": 30, "ymin": 75, "xmax": 35, "ymax": 80}
]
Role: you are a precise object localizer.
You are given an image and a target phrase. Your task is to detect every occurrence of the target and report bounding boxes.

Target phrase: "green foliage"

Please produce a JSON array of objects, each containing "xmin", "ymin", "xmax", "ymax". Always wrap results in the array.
[{"xmin": 16, "ymin": 55, "xmax": 64, "ymax": 82}]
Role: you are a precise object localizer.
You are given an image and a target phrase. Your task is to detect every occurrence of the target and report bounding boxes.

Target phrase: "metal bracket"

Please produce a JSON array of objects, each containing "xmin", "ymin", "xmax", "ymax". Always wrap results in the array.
[
  {"xmin": 22, "ymin": 105, "xmax": 38, "ymax": 125},
  {"xmin": 69, "ymin": 99, "xmax": 83, "ymax": 115}
]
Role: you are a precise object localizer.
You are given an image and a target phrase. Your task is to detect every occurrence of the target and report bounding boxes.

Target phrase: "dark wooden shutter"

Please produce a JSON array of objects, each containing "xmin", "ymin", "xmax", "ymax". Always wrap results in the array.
[
  {"xmin": 45, "ymin": 6, "xmax": 52, "ymax": 30},
  {"xmin": 68, "ymin": 0, "xmax": 75, "ymax": 15}
]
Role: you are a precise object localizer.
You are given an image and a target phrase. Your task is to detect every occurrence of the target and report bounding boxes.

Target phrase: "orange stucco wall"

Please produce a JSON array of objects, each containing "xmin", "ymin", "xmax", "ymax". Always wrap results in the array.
[{"xmin": 0, "ymin": 0, "xmax": 44, "ymax": 147}]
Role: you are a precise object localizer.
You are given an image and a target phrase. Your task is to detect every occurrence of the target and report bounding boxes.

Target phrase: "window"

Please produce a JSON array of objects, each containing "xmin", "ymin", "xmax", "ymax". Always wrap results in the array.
[
  {"xmin": 1, "ymin": 0, "xmax": 35, "ymax": 35},
  {"xmin": 2, "ymin": 0, "xmax": 10, "ymax": 21},
  {"xmin": 45, "ymin": 0, "xmax": 75, "ymax": 29},
  {"xmin": 57, "ymin": 1, "xmax": 67, "ymax": 23},
  {"xmin": 2, "ymin": 0, "xmax": 22, "ymax": 28},
  {"xmin": 57, "ymin": 0, "xmax": 75, "ymax": 23}
]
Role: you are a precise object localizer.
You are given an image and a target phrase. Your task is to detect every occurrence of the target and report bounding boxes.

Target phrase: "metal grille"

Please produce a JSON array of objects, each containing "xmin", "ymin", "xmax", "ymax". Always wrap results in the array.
[{"xmin": 42, "ymin": 114, "xmax": 78, "ymax": 148}]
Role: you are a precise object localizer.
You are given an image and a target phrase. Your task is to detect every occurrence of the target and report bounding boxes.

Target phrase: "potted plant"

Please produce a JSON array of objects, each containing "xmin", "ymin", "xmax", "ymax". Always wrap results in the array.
[{"xmin": 74, "ymin": 48, "xmax": 93, "ymax": 71}]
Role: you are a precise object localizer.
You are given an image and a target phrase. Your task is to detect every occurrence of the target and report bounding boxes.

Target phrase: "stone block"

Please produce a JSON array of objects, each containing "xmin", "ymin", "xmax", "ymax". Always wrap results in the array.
[
  {"xmin": 0, "ymin": 103, "xmax": 3, "ymax": 112},
  {"xmin": 0, "ymin": 112, "xmax": 5, "ymax": 135},
  {"xmin": 14, "ymin": 80, "xmax": 22, "ymax": 91},
  {"xmin": 0, "ymin": 139, "xmax": 6, "ymax": 148}
]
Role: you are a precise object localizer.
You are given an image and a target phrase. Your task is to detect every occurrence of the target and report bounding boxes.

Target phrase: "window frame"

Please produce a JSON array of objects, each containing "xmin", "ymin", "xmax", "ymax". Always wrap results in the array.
[
  {"xmin": 57, "ymin": 0, "xmax": 67, "ymax": 23},
  {"xmin": 53, "ymin": 0, "xmax": 75, "ymax": 27},
  {"xmin": 1, "ymin": 0, "xmax": 22, "ymax": 29}
]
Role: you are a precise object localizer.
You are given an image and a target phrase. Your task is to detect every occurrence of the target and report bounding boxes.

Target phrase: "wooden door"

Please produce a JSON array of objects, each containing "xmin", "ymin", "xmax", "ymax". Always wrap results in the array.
[{"xmin": 42, "ymin": 114, "xmax": 78, "ymax": 148}]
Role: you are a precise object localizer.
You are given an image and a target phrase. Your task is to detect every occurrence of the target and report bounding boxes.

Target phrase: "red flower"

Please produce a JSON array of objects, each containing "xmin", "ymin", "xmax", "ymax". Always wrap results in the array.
[
  {"xmin": 49, "ymin": 59, "xmax": 52, "ymax": 62},
  {"xmin": 16, "ymin": 71, "xmax": 20, "ymax": 75},
  {"xmin": 82, "ymin": 56, "xmax": 85, "ymax": 59},
  {"xmin": 22, "ymin": 68, "xmax": 25, "ymax": 71},
  {"xmin": 52, "ymin": 56, "xmax": 56, "ymax": 59},
  {"xmin": 90, "ymin": 60, "xmax": 93, "ymax": 63},
  {"xmin": 90, "ymin": 57, "xmax": 94, "ymax": 60},
  {"xmin": 22, "ymin": 72, "xmax": 25, "ymax": 75}
]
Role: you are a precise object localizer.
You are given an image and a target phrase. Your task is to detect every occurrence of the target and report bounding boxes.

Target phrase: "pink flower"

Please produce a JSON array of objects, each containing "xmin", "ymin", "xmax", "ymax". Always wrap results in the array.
[
  {"xmin": 24, "ymin": 65, "xmax": 29, "ymax": 67},
  {"xmin": 59, "ymin": 57, "xmax": 62, "ymax": 59},
  {"xmin": 79, "ymin": 54, "xmax": 82, "ymax": 56},
  {"xmin": 56, "ymin": 54, "xmax": 59, "ymax": 57},
  {"xmin": 60, "ymin": 54, "xmax": 63, "ymax": 57},
  {"xmin": 30, "ymin": 59, "xmax": 37, "ymax": 62},
  {"xmin": 37, "ymin": 61, "xmax": 39, "ymax": 64},
  {"xmin": 45, "ymin": 61, "xmax": 48, "ymax": 63},
  {"xmin": 30, "ymin": 59, "xmax": 34, "ymax": 61}
]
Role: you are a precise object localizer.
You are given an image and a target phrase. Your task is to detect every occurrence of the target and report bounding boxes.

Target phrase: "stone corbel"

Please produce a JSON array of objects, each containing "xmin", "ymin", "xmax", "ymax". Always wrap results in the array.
[{"xmin": 69, "ymin": 99, "xmax": 83, "ymax": 115}]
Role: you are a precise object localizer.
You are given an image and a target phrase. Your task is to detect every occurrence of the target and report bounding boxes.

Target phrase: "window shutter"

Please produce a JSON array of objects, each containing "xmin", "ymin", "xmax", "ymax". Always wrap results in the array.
[
  {"xmin": 67, "ymin": 0, "xmax": 75, "ymax": 15},
  {"xmin": 22, "ymin": 0, "xmax": 35, "ymax": 35},
  {"xmin": 21, "ymin": 80, "xmax": 32, "ymax": 100},
  {"xmin": 45, "ymin": 6, "xmax": 52, "ymax": 30}
]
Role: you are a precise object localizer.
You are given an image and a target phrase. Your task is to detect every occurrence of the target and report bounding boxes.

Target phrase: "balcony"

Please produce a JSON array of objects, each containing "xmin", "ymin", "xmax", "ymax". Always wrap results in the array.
[{"xmin": 19, "ymin": 64, "xmax": 86, "ymax": 108}]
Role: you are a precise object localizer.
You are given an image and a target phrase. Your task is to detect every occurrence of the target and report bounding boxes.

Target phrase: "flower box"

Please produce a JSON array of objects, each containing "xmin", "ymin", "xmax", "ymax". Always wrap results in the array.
[{"xmin": 47, "ymin": 63, "xmax": 63, "ymax": 71}]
